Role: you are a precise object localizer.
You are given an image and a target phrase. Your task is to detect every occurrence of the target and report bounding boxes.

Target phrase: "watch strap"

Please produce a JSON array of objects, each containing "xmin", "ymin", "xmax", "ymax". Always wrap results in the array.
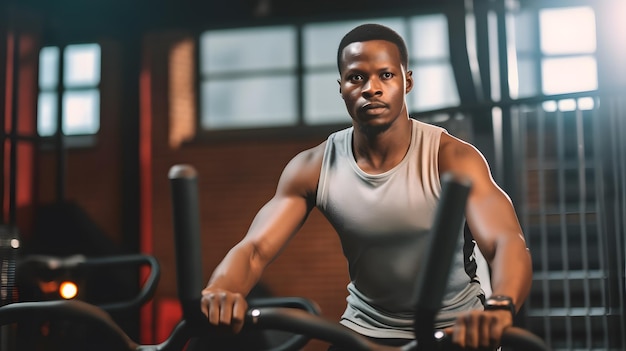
[{"xmin": 484, "ymin": 295, "xmax": 516, "ymax": 319}]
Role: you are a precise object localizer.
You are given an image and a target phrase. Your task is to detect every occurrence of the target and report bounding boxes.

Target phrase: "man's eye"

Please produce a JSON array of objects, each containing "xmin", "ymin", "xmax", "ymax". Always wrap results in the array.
[
  {"xmin": 349, "ymin": 74, "xmax": 364, "ymax": 82},
  {"xmin": 382, "ymin": 72, "xmax": 394, "ymax": 79}
]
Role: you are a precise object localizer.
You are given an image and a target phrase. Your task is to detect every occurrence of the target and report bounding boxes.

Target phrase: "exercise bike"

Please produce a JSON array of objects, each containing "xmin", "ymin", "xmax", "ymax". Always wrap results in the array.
[{"xmin": 0, "ymin": 164, "xmax": 549, "ymax": 351}]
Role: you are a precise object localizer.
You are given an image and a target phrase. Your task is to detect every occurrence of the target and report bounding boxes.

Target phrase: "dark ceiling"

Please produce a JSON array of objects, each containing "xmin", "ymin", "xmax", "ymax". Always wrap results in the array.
[{"xmin": 7, "ymin": 0, "xmax": 444, "ymax": 39}]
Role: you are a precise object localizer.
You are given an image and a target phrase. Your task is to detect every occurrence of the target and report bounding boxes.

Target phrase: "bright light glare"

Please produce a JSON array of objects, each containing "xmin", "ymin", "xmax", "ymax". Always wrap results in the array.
[
  {"xmin": 578, "ymin": 97, "xmax": 595, "ymax": 110},
  {"xmin": 542, "ymin": 56, "xmax": 598, "ymax": 95},
  {"xmin": 542, "ymin": 101, "xmax": 558, "ymax": 112},
  {"xmin": 541, "ymin": 98, "xmax": 595, "ymax": 112},
  {"xmin": 64, "ymin": 44, "xmax": 101, "ymax": 87},
  {"xmin": 558, "ymin": 99, "xmax": 577, "ymax": 111},
  {"xmin": 59, "ymin": 281, "xmax": 78, "ymax": 299},
  {"xmin": 63, "ymin": 91, "xmax": 100, "ymax": 134},
  {"xmin": 540, "ymin": 7, "xmax": 596, "ymax": 54},
  {"xmin": 608, "ymin": 1, "xmax": 626, "ymax": 44}
]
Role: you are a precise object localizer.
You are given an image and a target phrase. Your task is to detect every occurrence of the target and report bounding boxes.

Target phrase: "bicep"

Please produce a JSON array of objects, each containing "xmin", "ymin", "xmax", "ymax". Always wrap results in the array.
[
  {"xmin": 440, "ymin": 138, "xmax": 524, "ymax": 261},
  {"xmin": 243, "ymin": 193, "xmax": 311, "ymax": 266},
  {"xmin": 465, "ymin": 180, "xmax": 524, "ymax": 262}
]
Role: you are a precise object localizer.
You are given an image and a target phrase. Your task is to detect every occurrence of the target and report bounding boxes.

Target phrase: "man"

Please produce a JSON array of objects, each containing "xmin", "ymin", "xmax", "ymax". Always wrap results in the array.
[{"xmin": 200, "ymin": 23, "xmax": 532, "ymax": 350}]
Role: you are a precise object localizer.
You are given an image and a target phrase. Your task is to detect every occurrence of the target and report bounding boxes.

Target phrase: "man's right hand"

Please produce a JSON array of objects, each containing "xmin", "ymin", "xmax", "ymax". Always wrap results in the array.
[{"xmin": 200, "ymin": 288, "xmax": 248, "ymax": 333}]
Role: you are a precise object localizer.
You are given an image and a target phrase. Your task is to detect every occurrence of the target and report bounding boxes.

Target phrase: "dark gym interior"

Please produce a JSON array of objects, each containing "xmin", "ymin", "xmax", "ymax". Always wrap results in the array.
[{"xmin": 1, "ymin": 0, "xmax": 625, "ymax": 350}]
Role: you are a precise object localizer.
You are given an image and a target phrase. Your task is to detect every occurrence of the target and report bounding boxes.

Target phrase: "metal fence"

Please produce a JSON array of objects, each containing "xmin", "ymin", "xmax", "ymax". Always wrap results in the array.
[{"xmin": 505, "ymin": 93, "xmax": 625, "ymax": 350}]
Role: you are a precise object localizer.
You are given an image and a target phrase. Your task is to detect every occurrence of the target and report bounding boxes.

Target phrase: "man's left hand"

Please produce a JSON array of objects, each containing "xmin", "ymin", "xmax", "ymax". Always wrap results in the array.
[{"xmin": 444, "ymin": 309, "xmax": 513, "ymax": 350}]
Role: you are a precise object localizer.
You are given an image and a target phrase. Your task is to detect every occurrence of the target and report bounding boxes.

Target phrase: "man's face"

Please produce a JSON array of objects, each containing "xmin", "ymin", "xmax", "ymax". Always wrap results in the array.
[{"xmin": 338, "ymin": 40, "xmax": 413, "ymax": 130}]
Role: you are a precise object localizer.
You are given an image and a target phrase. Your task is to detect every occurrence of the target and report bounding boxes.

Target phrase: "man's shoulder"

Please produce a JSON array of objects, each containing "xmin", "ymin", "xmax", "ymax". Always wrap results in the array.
[
  {"xmin": 289, "ymin": 125, "xmax": 353, "ymax": 171},
  {"xmin": 439, "ymin": 133, "xmax": 480, "ymax": 158},
  {"xmin": 298, "ymin": 141, "xmax": 327, "ymax": 161},
  {"xmin": 279, "ymin": 142, "xmax": 326, "ymax": 198},
  {"xmin": 438, "ymin": 132, "xmax": 490, "ymax": 179},
  {"xmin": 287, "ymin": 141, "xmax": 326, "ymax": 175}
]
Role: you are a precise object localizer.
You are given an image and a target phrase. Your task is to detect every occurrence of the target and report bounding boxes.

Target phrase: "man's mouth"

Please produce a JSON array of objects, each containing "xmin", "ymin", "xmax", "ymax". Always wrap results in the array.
[{"xmin": 362, "ymin": 103, "xmax": 387, "ymax": 114}]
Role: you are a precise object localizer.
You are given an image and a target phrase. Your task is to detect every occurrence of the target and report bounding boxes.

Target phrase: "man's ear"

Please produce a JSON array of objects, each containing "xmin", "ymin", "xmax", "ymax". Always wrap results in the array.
[
  {"xmin": 405, "ymin": 70, "xmax": 414, "ymax": 93},
  {"xmin": 337, "ymin": 79, "xmax": 342, "ymax": 95}
]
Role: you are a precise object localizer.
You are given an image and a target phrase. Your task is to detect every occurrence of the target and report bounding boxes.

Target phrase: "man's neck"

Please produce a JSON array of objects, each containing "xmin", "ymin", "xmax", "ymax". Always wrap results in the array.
[{"xmin": 352, "ymin": 117, "xmax": 412, "ymax": 174}]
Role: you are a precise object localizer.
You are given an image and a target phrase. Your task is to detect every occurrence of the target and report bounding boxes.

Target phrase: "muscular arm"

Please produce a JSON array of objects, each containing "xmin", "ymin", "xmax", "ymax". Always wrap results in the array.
[
  {"xmin": 201, "ymin": 143, "xmax": 325, "ymax": 332},
  {"xmin": 204, "ymin": 195, "xmax": 310, "ymax": 294},
  {"xmin": 439, "ymin": 133, "xmax": 532, "ymax": 347}
]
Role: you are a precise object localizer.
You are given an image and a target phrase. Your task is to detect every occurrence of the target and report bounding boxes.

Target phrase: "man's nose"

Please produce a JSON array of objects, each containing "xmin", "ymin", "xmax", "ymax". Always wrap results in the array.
[{"xmin": 362, "ymin": 78, "xmax": 382, "ymax": 97}]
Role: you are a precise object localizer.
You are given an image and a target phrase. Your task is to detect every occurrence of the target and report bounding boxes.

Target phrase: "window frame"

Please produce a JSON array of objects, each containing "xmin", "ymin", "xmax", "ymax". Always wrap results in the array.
[
  {"xmin": 194, "ymin": 12, "xmax": 459, "ymax": 140},
  {"xmin": 37, "ymin": 42, "xmax": 102, "ymax": 148},
  {"xmin": 510, "ymin": 0, "xmax": 599, "ymax": 101}
]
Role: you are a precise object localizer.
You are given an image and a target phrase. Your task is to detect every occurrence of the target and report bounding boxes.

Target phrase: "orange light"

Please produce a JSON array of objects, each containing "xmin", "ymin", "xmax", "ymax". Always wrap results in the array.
[
  {"xmin": 38, "ymin": 280, "xmax": 59, "ymax": 294},
  {"xmin": 59, "ymin": 281, "xmax": 78, "ymax": 299}
]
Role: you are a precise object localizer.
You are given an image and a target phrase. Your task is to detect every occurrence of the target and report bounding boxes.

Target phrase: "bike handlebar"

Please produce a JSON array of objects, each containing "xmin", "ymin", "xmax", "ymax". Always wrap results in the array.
[
  {"xmin": 0, "ymin": 297, "xmax": 321, "ymax": 351},
  {"xmin": 0, "ymin": 298, "xmax": 548, "ymax": 351},
  {"xmin": 246, "ymin": 306, "xmax": 549, "ymax": 351},
  {"xmin": 0, "ymin": 300, "xmax": 139, "ymax": 350},
  {"xmin": 17, "ymin": 253, "xmax": 160, "ymax": 312}
]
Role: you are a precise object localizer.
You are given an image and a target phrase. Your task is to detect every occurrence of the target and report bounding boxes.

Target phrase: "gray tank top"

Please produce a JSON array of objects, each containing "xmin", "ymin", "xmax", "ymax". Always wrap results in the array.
[{"xmin": 316, "ymin": 119, "xmax": 484, "ymax": 339}]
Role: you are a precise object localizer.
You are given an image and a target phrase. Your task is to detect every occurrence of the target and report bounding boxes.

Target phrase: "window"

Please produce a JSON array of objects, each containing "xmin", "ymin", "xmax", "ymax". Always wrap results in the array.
[
  {"xmin": 198, "ymin": 16, "xmax": 459, "ymax": 131},
  {"xmin": 539, "ymin": 7, "xmax": 597, "ymax": 95},
  {"xmin": 511, "ymin": 5, "xmax": 598, "ymax": 103},
  {"xmin": 37, "ymin": 43, "xmax": 101, "ymax": 137},
  {"xmin": 408, "ymin": 14, "xmax": 460, "ymax": 111},
  {"xmin": 199, "ymin": 26, "xmax": 297, "ymax": 130}
]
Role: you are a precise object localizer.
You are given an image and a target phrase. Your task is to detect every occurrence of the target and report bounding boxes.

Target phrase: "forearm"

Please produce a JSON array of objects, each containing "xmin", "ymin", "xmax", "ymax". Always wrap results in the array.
[
  {"xmin": 204, "ymin": 242, "xmax": 266, "ymax": 296},
  {"xmin": 488, "ymin": 233, "xmax": 533, "ymax": 311}
]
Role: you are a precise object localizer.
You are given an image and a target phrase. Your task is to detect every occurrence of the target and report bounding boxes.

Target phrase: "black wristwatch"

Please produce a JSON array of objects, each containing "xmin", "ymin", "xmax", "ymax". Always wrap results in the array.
[{"xmin": 484, "ymin": 295, "xmax": 516, "ymax": 319}]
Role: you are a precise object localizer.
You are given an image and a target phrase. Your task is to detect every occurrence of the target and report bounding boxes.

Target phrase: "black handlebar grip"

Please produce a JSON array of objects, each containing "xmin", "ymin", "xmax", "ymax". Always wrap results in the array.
[
  {"xmin": 168, "ymin": 164, "xmax": 204, "ymax": 320},
  {"xmin": 413, "ymin": 172, "xmax": 471, "ymax": 349}
]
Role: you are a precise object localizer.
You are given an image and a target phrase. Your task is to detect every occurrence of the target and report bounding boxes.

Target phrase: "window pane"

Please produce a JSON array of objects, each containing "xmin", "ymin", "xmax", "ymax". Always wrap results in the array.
[
  {"xmin": 411, "ymin": 64, "xmax": 459, "ymax": 111},
  {"xmin": 557, "ymin": 98, "xmax": 577, "ymax": 111},
  {"xmin": 488, "ymin": 11, "xmax": 501, "ymax": 101},
  {"xmin": 543, "ymin": 98, "xmax": 594, "ymax": 113},
  {"xmin": 63, "ymin": 90, "xmax": 100, "ymax": 134},
  {"xmin": 303, "ymin": 18, "xmax": 407, "ymax": 68},
  {"xmin": 39, "ymin": 47, "xmax": 60, "ymax": 89},
  {"xmin": 304, "ymin": 21, "xmax": 363, "ymax": 68},
  {"xmin": 410, "ymin": 14, "xmax": 449, "ymax": 60},
  {"xmin": 542, "ymin": 56, "xmax": 597, "ymax": 95},
  {"xmin": 540, "ymin": 7, "xmax": 596, "ymax": 55},
  {"xmin": 304, "ymin": 72, "xmax": 347, "ymax": 124},
  {"xmin": 64, "ymin": 44, "xmax": 101, "ymax": 87},
  {"xmin": 37, "ymin": 92, "xmax": 58, "ymax": 136},
  {"xmin": 577, "ymin": 97, "xmax": 595, "ymax": 110},
  {"xmin": 542, "ymin": 100, "xmax": 558, "ymax": 112},
  {"xmin": 513, "ymin": 11, "xmax": 537, "ymax": 53},
  {"xmin": 200, "ymin": 26, "xmax": 296, "ymax": 74},
  {"xmin": 516, "ymin": 57, "xmax": 539, "ymax": 98},
  {"xmin": 201, "ymin": 76, "xmax": 297, "ymax": 129}
]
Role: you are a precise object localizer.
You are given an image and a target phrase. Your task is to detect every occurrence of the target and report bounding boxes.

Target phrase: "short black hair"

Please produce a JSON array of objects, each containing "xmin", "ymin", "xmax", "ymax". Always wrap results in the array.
[{"xmin": 337, "ymin": 23, "xmax": 409, "ymax": 73}]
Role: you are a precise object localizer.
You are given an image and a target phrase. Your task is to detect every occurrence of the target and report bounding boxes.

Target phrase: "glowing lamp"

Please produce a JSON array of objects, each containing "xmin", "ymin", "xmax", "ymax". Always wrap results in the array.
[{"xmin": 59, "ymin": 281, "xmax": 78, "ymax": 299}]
